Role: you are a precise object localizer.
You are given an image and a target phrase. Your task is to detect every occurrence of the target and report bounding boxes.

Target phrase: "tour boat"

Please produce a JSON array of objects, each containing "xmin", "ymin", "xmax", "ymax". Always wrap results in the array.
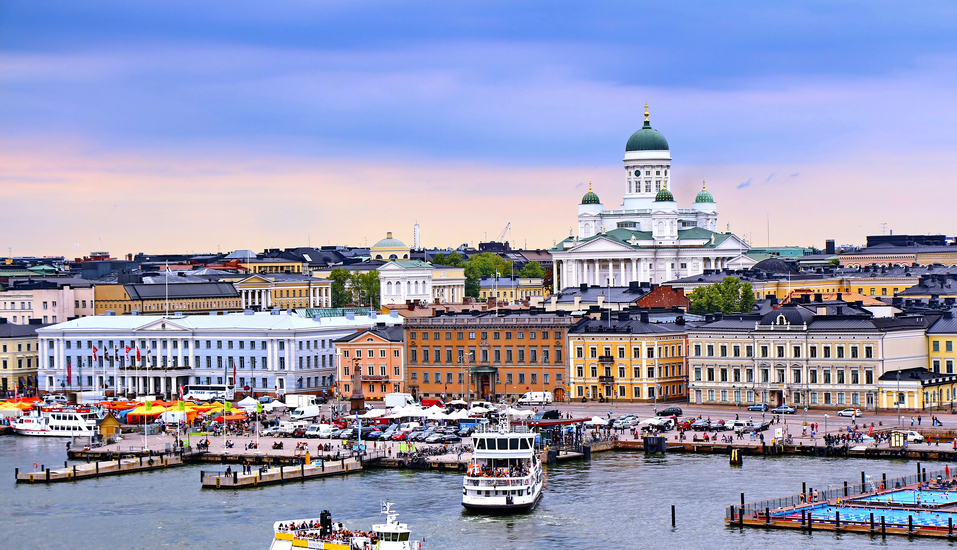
[
  {"xmin": 462, "ymin": 414, "xmax": 544, "ymax": 512},
  {"xmin": 268, "ymin": 501, "xmax": 421, "ymax": 550},
  {"xmin": 11, "ymin": 406, "xmax": 104, "ymax": 437}
]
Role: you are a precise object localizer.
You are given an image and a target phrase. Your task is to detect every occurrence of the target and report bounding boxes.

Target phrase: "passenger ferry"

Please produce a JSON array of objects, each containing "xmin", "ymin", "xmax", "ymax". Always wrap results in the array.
[
  {"xmin": 11, "ymin": 406, "xmax": 103, "ymax": 437},
  {"xmin": 268, "ymin": 501, "xmax": 421, "ymax": 550},
  {"xmin": 462, "ymin": 414, "xmax": 544, "ymax": 513}
]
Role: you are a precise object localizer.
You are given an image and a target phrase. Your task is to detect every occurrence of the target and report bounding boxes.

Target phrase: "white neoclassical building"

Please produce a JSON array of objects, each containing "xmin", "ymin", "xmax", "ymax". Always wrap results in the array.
[
  {"xmin": 378, "ymin": 261, "xmax": 466, "ymax": 306},
  {"xmin": 551, "ymin": 105, "xmax": 750, "ymax": 289}
]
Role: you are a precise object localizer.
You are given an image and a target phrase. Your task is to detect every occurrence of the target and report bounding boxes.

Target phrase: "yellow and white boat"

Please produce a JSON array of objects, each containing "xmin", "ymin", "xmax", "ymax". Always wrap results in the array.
[{"xmin": 268, "ymin": 502, "xmax": 421, "ymax": 550}]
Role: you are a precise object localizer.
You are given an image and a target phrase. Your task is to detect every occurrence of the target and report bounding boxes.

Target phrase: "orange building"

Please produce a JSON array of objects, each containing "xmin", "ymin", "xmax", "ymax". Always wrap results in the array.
[
  {"xmin": 404, "ymin": 310, "xmax": 576, "ymax": 403},
  {"xmin": 334, "ymin": 325, "xmax": 405, "ymax": 401}
]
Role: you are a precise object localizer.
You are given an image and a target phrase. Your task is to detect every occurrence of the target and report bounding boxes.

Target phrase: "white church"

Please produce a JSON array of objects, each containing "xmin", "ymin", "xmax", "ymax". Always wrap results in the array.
[{"xmin": 550, "ymin": 105, "xmax": 751, "ymax": 289}]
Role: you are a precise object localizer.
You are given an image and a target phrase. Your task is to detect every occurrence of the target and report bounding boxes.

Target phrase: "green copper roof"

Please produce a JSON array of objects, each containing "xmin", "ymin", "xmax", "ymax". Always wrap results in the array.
[
  {"xmin": 695, "ymin": 184, "xmax": 714, "ymax": 203},
  {"xmin": 655, "ymin": 187, "xmax": 675, "ymax": 202},
  {"xmin": 625, "ymin": 120, "xmax": 670, "ymax": 152},
  {"xmin": 581, "ymin": 190, "xmax": 601, "ymax": 204}
]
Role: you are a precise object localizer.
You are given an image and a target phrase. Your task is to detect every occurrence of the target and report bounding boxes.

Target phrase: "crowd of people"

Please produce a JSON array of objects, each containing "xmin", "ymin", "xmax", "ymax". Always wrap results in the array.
[{"xmin": 277, "ymin": 521, "xmax": 379, "ymax": 545}]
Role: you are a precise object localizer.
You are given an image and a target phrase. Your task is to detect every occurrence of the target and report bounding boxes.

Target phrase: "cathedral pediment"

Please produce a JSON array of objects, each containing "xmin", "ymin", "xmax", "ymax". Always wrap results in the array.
[{"xmin": 567, "ymin": 236, "xmax": 637, "ymax": 253}]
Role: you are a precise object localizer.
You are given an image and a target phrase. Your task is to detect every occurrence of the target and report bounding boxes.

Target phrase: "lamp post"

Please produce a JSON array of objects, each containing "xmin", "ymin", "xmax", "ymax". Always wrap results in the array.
[{"xmin": 897, "ymin": 370, "xmax": 901, "ymax": 427}]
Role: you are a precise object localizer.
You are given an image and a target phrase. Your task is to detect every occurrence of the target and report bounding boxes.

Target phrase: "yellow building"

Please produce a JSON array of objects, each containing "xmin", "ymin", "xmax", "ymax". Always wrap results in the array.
[
  {"xmin": 568, "ymin": 313, "xmax": 687, "ymax": 404},
  {"xmin": 223, "ymin": 274, "xmax": 331, "ymax": 310},
  {"xmin": 478, "ymin": 277, "xmax": 549, "ymax": 302},
  {"xmin": 0, "ymin": 319, "xmax": 42, "ymax": 395},
  {"xmin": 238, "ymin": 258, "xmax": 305, "ymax": 274},
  {"xmin": 94, "ymin": 282, "xmax": 242, "ymax": 315},
  {"xmin": 370, "ymin": 232, "xmax": 410, "ymax": 261},
  {"xmin": 920, "ymin": 311, "xmax": 957, "ymax": 412}
]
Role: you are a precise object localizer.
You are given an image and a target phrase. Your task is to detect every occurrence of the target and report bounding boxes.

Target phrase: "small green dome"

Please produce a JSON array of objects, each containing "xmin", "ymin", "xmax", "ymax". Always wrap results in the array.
[
  {"xmin": 581, "ymin": 183, "xmax": 601, "ymax": 204},
  {"xmin": 372, "ymin": 232, "xmax": 406, "ymax": 248},
  {"xmin": 695, "ymin": 183, "xmax": 714, "ymax": 203},
  {"xmin": 655, "ymin": 187, "xmax": 675, "ymax": 202},
  {"xmin": 625, "ymin": 120, "xmax": 669, "ymax": 152}
]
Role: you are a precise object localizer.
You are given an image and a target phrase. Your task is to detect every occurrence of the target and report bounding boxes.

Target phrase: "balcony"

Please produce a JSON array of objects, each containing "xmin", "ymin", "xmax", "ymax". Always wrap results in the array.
[{"xmin": 598, "ymin": 355, "xmax": 614, "ymax": 365}]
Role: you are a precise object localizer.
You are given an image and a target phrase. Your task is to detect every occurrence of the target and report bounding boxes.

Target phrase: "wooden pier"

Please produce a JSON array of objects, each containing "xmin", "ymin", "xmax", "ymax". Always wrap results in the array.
[
  {"xmin": 15, "ymin": 453, "xmax": 185, "ymax": 484},
  {"xmin": 200, "ymin": 455, "xmax": 369, "ymax": 489}
]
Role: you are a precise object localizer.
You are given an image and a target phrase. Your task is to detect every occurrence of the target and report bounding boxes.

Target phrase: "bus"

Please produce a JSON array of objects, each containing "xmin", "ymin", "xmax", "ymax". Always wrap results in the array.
[{"xmin": 183, "ymin": 384, "xmax": 235, "ymax": 402}]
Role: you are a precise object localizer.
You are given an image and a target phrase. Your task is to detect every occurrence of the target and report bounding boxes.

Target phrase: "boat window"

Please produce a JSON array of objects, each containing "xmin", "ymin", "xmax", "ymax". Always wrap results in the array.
[
  {"xmin": 498, "ymin": 438, "xmax": 508, "ymax": 450},
  {"xmin": 510, "ymin": 439, "xmax": 519, "ymax": 450},
  {"xmin": 399, "ymin": 532, "xmax": 410, "ymax": 541},
  {"xmin": 476, "ymin": 439, "xmax": 486, "ymax": 450},
  {"xmin": 520, "ymin": 438, "xmax": 530, "ymax": 449}
]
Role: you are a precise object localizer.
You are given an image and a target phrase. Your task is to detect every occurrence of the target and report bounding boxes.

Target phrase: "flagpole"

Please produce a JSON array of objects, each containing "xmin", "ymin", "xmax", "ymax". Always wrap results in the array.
[{"xmin": 165, "ymin": 261, "xmax": 170, "ymax": 318}]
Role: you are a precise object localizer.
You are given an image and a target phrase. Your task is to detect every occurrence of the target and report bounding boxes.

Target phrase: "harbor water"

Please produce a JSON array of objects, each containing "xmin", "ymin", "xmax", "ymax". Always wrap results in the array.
[{"xmin": 0, "ymin": 436, "xmax": 946, "ymax": 549}]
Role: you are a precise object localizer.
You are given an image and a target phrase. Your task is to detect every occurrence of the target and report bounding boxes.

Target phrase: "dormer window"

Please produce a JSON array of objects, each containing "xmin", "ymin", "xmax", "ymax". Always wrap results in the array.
[{"xmin": 776, "ymin": 315, "xmax": 787, "ymax": 325}]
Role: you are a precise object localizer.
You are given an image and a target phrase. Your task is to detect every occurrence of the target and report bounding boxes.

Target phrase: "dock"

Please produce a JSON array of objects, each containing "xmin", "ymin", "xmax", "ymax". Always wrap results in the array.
[
  {"xmin": 200, "ymin": 454, "xmax": 376, "ymax": 489},
  {"xmin": 16, "ymin": 453, "xmax": 185, "ymax": 484},
  {"xmin": 726, "ymin": 464, "xmax": 957, "ymax": 538}
]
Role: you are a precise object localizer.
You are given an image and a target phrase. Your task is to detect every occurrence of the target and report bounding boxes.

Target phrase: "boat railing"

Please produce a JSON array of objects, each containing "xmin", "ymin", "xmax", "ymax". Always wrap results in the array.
[
  {"xmin": 465, "ymin": 475, "xmax": 532, "ymax": 488},
  {"xmin": 473, "ymin": 424, "xmax": 533, "ymax": 434}
]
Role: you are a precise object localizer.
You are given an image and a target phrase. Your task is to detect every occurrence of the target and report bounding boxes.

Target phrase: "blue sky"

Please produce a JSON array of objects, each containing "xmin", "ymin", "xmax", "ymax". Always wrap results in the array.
[{"xmin": 2, "ymin": 1, "xmax": 957, "ymax": 254}]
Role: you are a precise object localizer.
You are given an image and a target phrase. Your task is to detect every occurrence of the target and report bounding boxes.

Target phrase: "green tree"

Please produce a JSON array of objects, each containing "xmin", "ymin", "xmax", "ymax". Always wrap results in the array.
[
  {"xmin": 348, "ymin": 270, "xmax": 380, "ymax": 307},
  {"xmin": 518, "ymin": 261, "xmax": 545, "ymax": 279},
  {"xmin": 688, "ymin": 276, "xmax": 756, "ymax": 314},
  {"xmin": 328, "ymin": 268, "xmax": 351, "ymax": 307},
  {"xmin": 432, "ymin": 251, "xmax": 465, "ymax": 267},
  {"xmin": 464, "ymin": 253, "xmax": 512, "ymax": 298}
]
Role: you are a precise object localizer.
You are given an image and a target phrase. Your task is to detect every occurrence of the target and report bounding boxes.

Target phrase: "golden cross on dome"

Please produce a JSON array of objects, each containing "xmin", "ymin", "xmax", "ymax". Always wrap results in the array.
[
  {"xmin": 702, "ymin": 180, "xmax": 707, "ymax": 190},
  {"xmin": 644, "ymin": 103, "xmax": 649, "ymax": 121}
]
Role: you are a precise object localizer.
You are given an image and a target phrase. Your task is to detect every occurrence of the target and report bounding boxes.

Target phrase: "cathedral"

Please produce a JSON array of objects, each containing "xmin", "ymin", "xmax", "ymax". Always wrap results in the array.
[{"xmin": 550, "ymin": 105, "xmax": 750, "ymax": 288}]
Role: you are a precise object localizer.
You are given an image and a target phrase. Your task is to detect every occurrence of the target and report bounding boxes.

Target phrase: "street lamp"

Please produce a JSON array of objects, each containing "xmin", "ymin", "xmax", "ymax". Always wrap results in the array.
[{"xmin": 896, "ymin": 370, "xmax": 901, "ymax": 427}]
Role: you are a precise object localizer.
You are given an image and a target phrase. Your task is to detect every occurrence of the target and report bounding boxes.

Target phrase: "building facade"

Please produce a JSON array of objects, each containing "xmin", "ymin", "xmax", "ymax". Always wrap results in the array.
[
  {"xmin": 0, "ymin": 319, "xmax": 45, "ymax": 395},
  {"xmin": 94, "ymin": 282, "xmax": 243, "ymax": 315},
  {"xmin": 403, "ymin": 311, "xmax": 575, "ymax": 402},
  {"xmin": 686, "ymin": 303, "xmax": 928, "ymax": 411},
  {"xmin": 568, "ymin": 313, "xmax": 688, "ymax": 404},
  {"xmin": 0, "ymin": 279, "xmax": 94, "ymax": 325},
  {"xmin": 37, "ymin": 310, "xmax": 401, "ymax": 399},
  {"xmin": 334, "ymin": 325, "xmax": 405, "ymax": 400},
  {"xmin": 478, "ymin": 277, "xmax": 548, "ymax": 302}
]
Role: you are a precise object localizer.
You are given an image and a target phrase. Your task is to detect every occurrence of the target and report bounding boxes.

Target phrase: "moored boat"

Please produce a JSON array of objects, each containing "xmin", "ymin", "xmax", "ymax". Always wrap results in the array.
[
  {"xmin": 462, "ymin": 414, "xmax": 544, "ymax": 513},
  {"xmin": 268, "ymin": 501, "xmax": 421, "ymax": 550},
  {"xmin": 11, "ymin": 405, "xmax": 103, "ymax": 437}
]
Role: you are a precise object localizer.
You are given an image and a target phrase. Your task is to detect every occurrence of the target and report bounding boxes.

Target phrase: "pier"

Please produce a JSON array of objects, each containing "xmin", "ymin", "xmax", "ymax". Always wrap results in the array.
[
  {"xmin": 16, "ymin": 452, "xmax": 185, "ymax": 484},
  {"xmin": 200, "ymin": 454, "xmax": 373, "ymax": 489}
]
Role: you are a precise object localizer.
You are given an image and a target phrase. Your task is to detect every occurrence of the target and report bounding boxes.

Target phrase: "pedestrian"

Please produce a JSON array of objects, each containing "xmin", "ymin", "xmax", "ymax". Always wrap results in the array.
[{"xmin": 918, "ymin": 415, "xmax": 922, "ymax": 426}]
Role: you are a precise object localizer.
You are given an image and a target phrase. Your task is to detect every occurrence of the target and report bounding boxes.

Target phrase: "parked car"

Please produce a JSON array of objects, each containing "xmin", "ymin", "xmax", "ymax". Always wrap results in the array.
[
  {"xmin": 337, "ymin": 428, "xmax": 355, "ymax": 440},
  {"xmin": 612, "ymin": 416, "xmax": 638, "ymax": 429},
  {"xmin": 658, "ymin": 407, "xmax": 683, "ymax": 417},
  {"xmin": 747, "ymin": 403, "xmax": 769, "ymax": 412},
  {"xmin": 410, "ymin": 428, "xmax": 434, "ymax": 442},
  {"xmin": 424, "ymin": 433, "xmax": 445, "ymax": 444},
  {"xmin": 691, "ymin": 418, "xmax": 712, "ymax": 431},
  {"xmin": 676, "ymin": 418, "xmax": 695, "ymax": 431},
  {"xmin": 456, "ymin": 426, "xmax": 475, "ymax": 437},
  {"xmin": 390, "ymin": 431, "xmax": 409, "ymax": 441},
  {"xmin": 712, "ymin": 420, "xmax": 729, "ymax": 431},
  {"xmin": 771, "ymin": 405, "xmax": 796, "ymax": 414},
  {"xmin": 439, "ymin": 434, "xmax": 462, "ymax": 444},
  {"xmin": 837, "ymin": 408, "xmax": 862, "ymax": 418},
  {"xmin": 365, "ymin": 430, "xmax": 384, "ymax": 440},
  {"xmin": 291, "ymin": 427, "xmax": 308, "ymax": 438},
  {"xmin": 328, "ymin": 428, "xmax": 345, "ymax": 439},
  {"xmin": 261, "ymin": 426, "xmax": 281, "ymax": 437}
]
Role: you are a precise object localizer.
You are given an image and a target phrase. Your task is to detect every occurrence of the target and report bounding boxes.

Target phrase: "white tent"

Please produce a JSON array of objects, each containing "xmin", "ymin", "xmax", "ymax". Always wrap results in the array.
[
  {"xmin": 503, "ymin": 407, "xmax": 534, "ymax": 417},
  {"xmin": 448, "ymin": 399, "xmax": 468, "ymax": 406},
  {"xmin": 236, "ymin": 396, "xmax": 259, "ymax": 411},
  {"xmin": 584, "ymin": 416, "xmax": 609, "ymax": 426},
  {"xmin": 360, "ymin": 409, "xmax": 386, "ymax": 419},
  {"xmin": 468, "ymin": 406, "xmax": 491, "ymax": 414},
  {"xmin": 446, "ymin": 408, "xmax": 470, "ymax": 420},
  {"xmin": 263, "ymin": 400, "xmax": 288, "ymax": 412},
  {"xmin": 158, "ymin": 410, "xmax": 190, "ymax": 424},
  {"xmin": 424, "ymin": 408, "xmax": 449, "ymax": 420}
]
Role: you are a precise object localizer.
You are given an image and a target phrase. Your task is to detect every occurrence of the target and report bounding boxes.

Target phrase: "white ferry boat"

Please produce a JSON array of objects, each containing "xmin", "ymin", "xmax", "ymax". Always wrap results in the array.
[
  {"xmin": 269, "ymin": 501, "xmax": 421, "ymax": 550},
  {"xmin": 462, "ymin": 414, "xmax": 544, "ymax": 512},
  {"xmin": 11, "ymin": 406, "xmax": 103, "ymax": 437}
]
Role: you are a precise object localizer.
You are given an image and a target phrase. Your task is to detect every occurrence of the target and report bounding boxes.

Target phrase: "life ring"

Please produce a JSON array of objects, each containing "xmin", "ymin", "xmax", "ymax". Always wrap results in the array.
[
  {"xmin": 879, "ymin": 483, "xmax": 885, "ymax": 492},
  {"xmin": 33, "ymin": 462, "xmax": 38, "ymax": 469}
]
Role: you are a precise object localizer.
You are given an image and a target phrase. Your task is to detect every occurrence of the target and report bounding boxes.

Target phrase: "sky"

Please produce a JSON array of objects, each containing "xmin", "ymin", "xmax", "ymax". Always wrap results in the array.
[{"xmin": 2, "ymin": 1, "xmax": 957, "ymax": 257}]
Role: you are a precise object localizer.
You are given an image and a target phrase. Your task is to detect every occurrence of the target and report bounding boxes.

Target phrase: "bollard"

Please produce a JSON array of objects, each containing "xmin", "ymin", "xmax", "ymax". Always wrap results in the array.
[
  {"xmin": 73, "ymin": 465, "xmax": 76, "ymax": 477},
  {"xmin": 808, "ymin": 513, "xmax": 813, "ymax": 532},
  {"xmin": 765, "ymin": 507, "xmax": 770, "ymax": 525},
  {"xmin": 96, "ymin": 462, "xmax": 99, "ymax": 475},
  {"xmin": 801, "ymin": 509, "xmax": 806, "ymax": 528},
  {"xmin": 301, "ymin": 463, "xmax": 305, "ymax": 478},
  {"xmin": 870, "ymin": 512, "xmax": 874, "ymax": 531},
  {"xmin": 802, "ymin": 482, "xmax": 806, "ymax": 496},
  {"xmin": 739, "ymin": 506, "xmax": 744, "ymax": 527},
  {"xmin": 909, "ymin": 515, "xmax": 913, "ymax": 533},
  {"xmin": 882, "ymin": 473, "xmax": 886, "ymax": 488},
  {"xmin": 950, "ymin": 517, "xmax": 953, "ymax": 536},
  {"xmin": 923, "ymin": 467, "xmax": 927, "ymax": 482},
  {"xmin": 233, "ymin": 471, "xmax": 238, "ymax": 484},
  {"xmin": 64, "ymin": 461, "xmax": 68, "ymax": 468},
  {"xmin": 740, "ymin": 492, "xmax": 745, "ymax": 506},
  {"xmin": 917, "ymin": 462, "xmax": 921, "ymax": 478},
  {"xmin": 671, "ymin": 505, "xmax": 676, "ymax": 528},
  {"xmin": 835, "ymin": 511, "xmax": 840, "ymax": 530},
  {"xmin": 861, "ymin": 471, "xmax": 866, "ymax": 486},
  {"xmin": 844, "ymin": 481, "xmax": 848, "ymax": 497},
  {"xmin": 881, "ymin": 515, "xmax": 886, "ymax": 536},
  {"xmin": 280, "ymin": 466, "xmax": 284, "ymax": 481},
  {"xmin": 46, "ymin": 468, "xmax": 50, "ymax": 481},
  {"xmin": 14, "ymin": 468, "xmax": 18, "ymax": 480},
  {"xmin": 201, "ymin": 470, "xmax": 205, "ymax": 481}
]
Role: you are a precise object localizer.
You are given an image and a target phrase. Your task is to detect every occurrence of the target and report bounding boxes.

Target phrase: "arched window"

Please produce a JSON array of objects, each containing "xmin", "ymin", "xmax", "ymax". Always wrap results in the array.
[
  {"xmin": 389, "ymin": 254, "xmax": 398, "ymax": 260},
  {"xmin": 387, "ymin": 281, "xmax": 393, "ymax": 295}
]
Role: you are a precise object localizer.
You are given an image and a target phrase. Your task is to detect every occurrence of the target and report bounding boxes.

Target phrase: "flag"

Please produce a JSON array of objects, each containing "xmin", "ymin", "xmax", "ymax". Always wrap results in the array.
[
  {"xmin": 495, "ymin": 270, "xmax": 501, "ymax": 277},
  {"xmin": 114, "ymin": 347, "xmax": 119, "ymax": 360},
  {"xmin": 66, "ymin": 357, "xmax": 72, "ymax": 386},
  {"xmin": 225, "ymin": 401, "xmax": 232, "ymax": 413},
  {"xmin": 233, "ymin": 362, "xmax": 237, "ymax": 387},
  {"xmin": 92, "ymin": 346, "xmax": 98, "ymax": 361},
  {"xmin": 256, "ymin": 402, "xmax": 263, "ymax": 414},
  {"xmin": 136, "ymin": 347, "xmax": 141, "ymax": 362},
  {"xmin": 125, "ymin": 346, "xmax": 131, "ymax": 360},
  {"xmin": 165, "ymin": 262, "xmax": 172, "ymax": 275},
  {"xmin": 145, "ymin": 400, "xmax": 152, "ymax": 411},
  {"xmin": 178, "ymin": 400, "xmax": 185, "ymax": 412},
  {"xmin": 178, "ymin": 385, "xmax": 184, "ymax": 400},
  {"xmin": 867, "ymin": 424, "xmax": 874, "ymax": 437}
]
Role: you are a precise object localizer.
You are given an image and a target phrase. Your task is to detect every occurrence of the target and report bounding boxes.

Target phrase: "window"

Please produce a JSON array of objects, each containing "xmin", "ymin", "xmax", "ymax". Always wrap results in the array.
[
  {"xmin": 809, "ymin": 346, "xmax": 817, "ymax": 358},
  {"xmin": 823, "ymin": 346, "xmax": 831, "ymax": 358},
  {"xmin": 851, "ymin": 346, "xmax": 859, "ymax": 359},
  {"xmin": 694, "ymin": 367, "xmax": 701, "ymax": 381},
  {"xmin": 948, "ymin": 341, "xmax": 954, "ymax": 352},
  {"xmin": 733, "ymin": 345, "xmax": 740, "ymax": 358},
  {"xmin": 776, "ymin": 346, "xmax": 785, "ymax": 358},
  {"xmin": 792, "ymin": 369, "xmax": 801, "ymax": 383},
  {"xmin": 865, "ymin": 346, "xmax": 873, "ymax": 359},
  {"xmin": 719, "ymin": 345, "xmax": 727, "ymax": 357},
  {"xmin": 694, "ymin": 344, "xmax": 701, "ymax": 357},
  {"xmin": 761, "ymin": 346, "xmax": 769, "ymax": 358},
  {"xmin": 933, "ymin": 341, "xmax": 940, "ymax": 352},
  {"xmin": 837, "ymin": 346, "xmax": 845, "ymax": 359},
  {"xmin": 793, "ymin": 346, "xmax": 801, "ymax": 358},
  {"xmin": 746, "ymin": 345, "xmax": 753, "ymax": 357},
  {"xmin": 707, "ymin": 345, "xmax": 714, "ymax": 357},
  {"xmin": 823, "ymin": 370, "xmax": 831, "ymax": 384}
]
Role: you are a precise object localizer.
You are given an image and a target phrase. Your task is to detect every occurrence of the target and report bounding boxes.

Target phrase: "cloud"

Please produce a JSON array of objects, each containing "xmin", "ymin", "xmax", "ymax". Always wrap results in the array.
[
  {"xmin": 765, "ymin": 173, "xmax": 775, "ymax": 183},
  {"xmin": 574, "ymin": 182, "xmax": 585, "ymax": 189},
  {"xmin": 790, "ymin": 172, "xmax": 800, "ymax": 177},
  {"xmin": 737, "ymin": 178, "xmax": 752, "ymax": 189}
]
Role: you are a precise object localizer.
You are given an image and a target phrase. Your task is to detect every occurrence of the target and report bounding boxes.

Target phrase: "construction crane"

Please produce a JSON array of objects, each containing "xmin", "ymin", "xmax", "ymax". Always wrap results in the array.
[{"xmin": 498, "ymin": 222, "xmax": 511, "ymax": 243}]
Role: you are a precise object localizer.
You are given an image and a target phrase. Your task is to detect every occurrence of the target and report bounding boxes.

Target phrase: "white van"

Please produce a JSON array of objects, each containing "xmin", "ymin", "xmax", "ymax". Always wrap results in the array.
[
  {"xmin": 398, "ymin": 422, "xmax": 421, "ymax": 433},
  {"xmin": 518, "ymin": 391, "xmax": 553, "ymax": 406},
  {"xmin": 305, "ymin": 423, "xmax": 332, "ymax": 438},
  {"xmin": 290, "ymin": 405, "xmax": 322, "ymax": 422}
]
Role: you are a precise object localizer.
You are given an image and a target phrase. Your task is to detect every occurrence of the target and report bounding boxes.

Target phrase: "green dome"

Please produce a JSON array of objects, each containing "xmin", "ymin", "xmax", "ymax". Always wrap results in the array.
[
  {"xmin": 625, "ymin": 120, "xmax": 670, "ymax": 152},
  {"xmin": 655, "ymin": 187, "xmax": 675, "ymax": 202},
  {"xmin": 695, "ymin": 187, "xmax": 714, "ymax": 203},
  {"xmin": 581, "ymin": 183, "xmax": 601, "ymax": 204},
  {"xmin": 372, "ymin": 232, "xmax": 406, "ymax": 248}
]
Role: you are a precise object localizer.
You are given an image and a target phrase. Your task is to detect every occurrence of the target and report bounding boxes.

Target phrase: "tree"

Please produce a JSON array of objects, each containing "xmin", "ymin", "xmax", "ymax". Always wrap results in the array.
[
  {"xmin": 464, "ymin": 253, "xmax": 512, "ymax": 298},
  {"xmin": 688, "ymin": 276, "xmax": 756, "ymax": 314},
  {"xmin": 432, "ymin": 251, "xmax": 465, "ymax": 267},
  {"xmin": 348, "ymin": 270, "xmax": 380, "ymax": 308},
  {"xmin": 518, "ymin": 261, "xmax": 545, "ymax": 279},
  {"xmin": 328, "ymin": 268, "xmax": 351, "ymax": 307}
]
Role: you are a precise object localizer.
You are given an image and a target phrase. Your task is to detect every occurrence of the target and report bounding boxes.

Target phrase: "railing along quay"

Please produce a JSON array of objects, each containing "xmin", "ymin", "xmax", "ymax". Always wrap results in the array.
[{"xmin": 16, "ymin": 452, "xmax": 185, "ymax": 484}]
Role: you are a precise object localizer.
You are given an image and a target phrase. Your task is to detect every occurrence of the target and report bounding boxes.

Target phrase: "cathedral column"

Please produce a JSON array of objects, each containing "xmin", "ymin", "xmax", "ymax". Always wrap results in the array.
[
  {"xmin": 582, "ymin": 260, "xmax": 589, "ymax": 287},
  {"xmin": 620, "ymin": 259, "xmax": 627, "ymax": 287},
  {"xmin": 631, "ymin": 258, "xmax": 638, "ymax": 284},
  {"xmin": 552, "ymin": 261, "xmax": 559, "ymax": 292}
]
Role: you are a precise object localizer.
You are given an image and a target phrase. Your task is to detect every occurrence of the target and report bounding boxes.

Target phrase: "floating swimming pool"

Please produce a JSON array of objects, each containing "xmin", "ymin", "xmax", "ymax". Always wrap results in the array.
[{"xmin": 855, "ymin": 488, "xmax": 957, "ymax": 507}]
